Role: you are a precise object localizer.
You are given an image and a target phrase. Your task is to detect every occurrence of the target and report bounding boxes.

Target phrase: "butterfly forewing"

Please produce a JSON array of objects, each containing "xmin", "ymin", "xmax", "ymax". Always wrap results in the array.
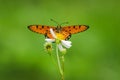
[
  {"xmin": 62, "ymin": 25, "xmax": 89, "ymax": 34},
  {"xmin": 28, "ymin": 25, "xmax": 56, "ymax": 39}
]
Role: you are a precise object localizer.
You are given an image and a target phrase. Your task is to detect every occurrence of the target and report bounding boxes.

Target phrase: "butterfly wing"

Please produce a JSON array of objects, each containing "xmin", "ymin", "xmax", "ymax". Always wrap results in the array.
[
  {"xmin": 60, "ymin": 25, "xmax": 89, "ymax": 40},
  {"xmin": 62, "ymin": 25, "xmax": 89, "ymax": 34},
  {"xmin": 28, "ymin": 25, "xmax": 56, "ymax": 39}
]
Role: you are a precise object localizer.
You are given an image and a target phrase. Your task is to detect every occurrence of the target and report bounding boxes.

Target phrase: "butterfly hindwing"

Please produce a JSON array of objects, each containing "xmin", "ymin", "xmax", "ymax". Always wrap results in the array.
[
  {"xmin": 59, "ymin": 31, "xmax": 71, "ymax": 40},
  {"xmin": 28, "ymin": 25, "xmax": 56, "ymax": 39}
]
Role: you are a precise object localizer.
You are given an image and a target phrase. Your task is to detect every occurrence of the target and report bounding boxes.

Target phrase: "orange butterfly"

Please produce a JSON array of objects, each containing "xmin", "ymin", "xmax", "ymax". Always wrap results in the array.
[{"xmin": 28, "ymin": 21, "xmax": 89, "ymax": 40}]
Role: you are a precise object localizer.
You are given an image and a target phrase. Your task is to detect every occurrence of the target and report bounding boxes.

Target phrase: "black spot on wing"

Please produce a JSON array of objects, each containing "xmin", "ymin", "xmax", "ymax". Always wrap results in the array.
[
  {"xmin": 66, "ymin": 34, "xmax": 71, "ymax": 40},
  {"xmin": 44, "ymin": 33, "xmax": 48, "ymax": 38},
  {"xmin": 27, "ymin": 25, "xmax": 33, "ymax": 29},
  {"xmin": 73, "ymin": 26, "xmax": 75, "ymax": 28},
  {"xmin": 79, "ymin": 25, "xmax": 81, "ymax": 28},
  {"xmin": 42, "ymin": 26, "xmax": 44, "ymax": 28},
  {"xmin": 65, "ymin": 30, "xmax": 68, "ymax": 32},
  {"xmin": 68, "ymin": 26, "xmax": 71, "ymax": 28},
  {"xmin": 86, "ymin": 25, "xmax": 89, "ymax": 29},
  {"xmin": 36, "ymin": 25, "xmax": 38, "ymax": 28},
  {"xmin": 27, "ymin": 25, "xmax": 30, "ymax": 29}
]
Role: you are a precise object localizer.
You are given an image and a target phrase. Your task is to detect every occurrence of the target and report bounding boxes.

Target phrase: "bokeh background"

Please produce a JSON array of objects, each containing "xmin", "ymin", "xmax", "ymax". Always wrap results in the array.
[{"xmin": 0, "ymin": 0, "xmax": 120, "ymax": 80}]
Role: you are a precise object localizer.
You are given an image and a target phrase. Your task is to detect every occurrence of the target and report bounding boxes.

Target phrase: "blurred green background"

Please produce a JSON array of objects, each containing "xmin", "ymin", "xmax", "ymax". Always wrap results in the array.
[{"xmin": 0, "ymin": 0, "xmax": 120, "ymax": 80}]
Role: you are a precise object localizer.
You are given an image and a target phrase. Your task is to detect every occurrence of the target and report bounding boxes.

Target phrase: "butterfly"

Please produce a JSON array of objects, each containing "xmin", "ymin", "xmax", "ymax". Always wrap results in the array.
[{"xmin": 28, "ymin": 24, "xmax": 89, "ymax": 40}]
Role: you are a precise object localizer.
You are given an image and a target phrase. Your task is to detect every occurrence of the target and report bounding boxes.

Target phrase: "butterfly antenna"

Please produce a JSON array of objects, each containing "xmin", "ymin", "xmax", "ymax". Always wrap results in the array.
[
  {"xmin": 50, "ymin": 19, "xmax": 60, "ymax": 26},
  {"xmin": 60, "ymin": 22, "xmax": 69, "ymax": 26},
  {"xmin": 50, "ymin": 19, "xmax": 69, "ymax": 26}
]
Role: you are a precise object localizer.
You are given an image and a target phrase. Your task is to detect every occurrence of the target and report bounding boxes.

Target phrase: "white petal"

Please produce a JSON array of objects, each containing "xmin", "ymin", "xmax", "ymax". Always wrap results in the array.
[
  {"xmin": 58, "ymin": 44, "xmax": 64, "ymax": 51},
  {"xmin": 61, "ymin": 40, "xmax": 72, "ymax": 48},
  {"xmin": 50, "ymin": 28, "xmax": 57, "ymax": 38},
  {"xmin": 62, "ymin": 40, "xmax": 72, "ymax": 44},
  {"xmin": 45, "ymin": 38, "xmax": 55, "ymax": 42}
]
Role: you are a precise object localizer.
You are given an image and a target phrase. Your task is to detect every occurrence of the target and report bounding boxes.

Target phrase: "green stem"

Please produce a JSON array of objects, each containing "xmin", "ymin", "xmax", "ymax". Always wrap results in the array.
[
  {"xmin": 61, "ymin": 55, "xmax": 64, "ymax": 73},
  {"xmin": 56, "ymin": 44, "xmax": 64, "ymax": 80},
  {"xmin": 61, "ymin": 55, "xmax": 64, "ymax": 80}
]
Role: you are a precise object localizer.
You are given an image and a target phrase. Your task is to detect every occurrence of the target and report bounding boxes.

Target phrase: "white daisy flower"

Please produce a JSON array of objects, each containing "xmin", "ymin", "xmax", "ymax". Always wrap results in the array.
[{"xmin": 45, "ymin": 28, "xmax": 72, "ymax": 52}]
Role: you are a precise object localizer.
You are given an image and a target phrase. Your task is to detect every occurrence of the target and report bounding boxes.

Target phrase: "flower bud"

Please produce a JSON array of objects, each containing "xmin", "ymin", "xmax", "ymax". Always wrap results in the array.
[{"xmin": 44, "ymin": 42, "xmax": 53, "ymax": 55}]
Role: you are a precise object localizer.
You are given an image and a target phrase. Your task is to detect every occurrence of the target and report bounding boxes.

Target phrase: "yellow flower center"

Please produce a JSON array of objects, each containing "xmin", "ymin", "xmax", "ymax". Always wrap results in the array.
[{"xmin": 56, "ymin": 33, "xmax": 65, "ymax": 40}]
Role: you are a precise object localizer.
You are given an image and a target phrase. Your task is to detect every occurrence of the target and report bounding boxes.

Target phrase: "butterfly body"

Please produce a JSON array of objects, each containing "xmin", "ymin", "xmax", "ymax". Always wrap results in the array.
[
  {"xmin": 56, "ymin": 26, "xmax": 62, "ymax": 33},
  {"xmin": 28, "ymin": 25, "xmax": 89, "ymax": 40}
]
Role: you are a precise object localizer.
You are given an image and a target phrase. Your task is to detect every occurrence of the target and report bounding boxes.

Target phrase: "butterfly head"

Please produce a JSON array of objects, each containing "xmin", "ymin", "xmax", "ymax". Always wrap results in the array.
[{"xmin": 56, "ymin": 26, "xmax": 61, "ymax": 33}]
